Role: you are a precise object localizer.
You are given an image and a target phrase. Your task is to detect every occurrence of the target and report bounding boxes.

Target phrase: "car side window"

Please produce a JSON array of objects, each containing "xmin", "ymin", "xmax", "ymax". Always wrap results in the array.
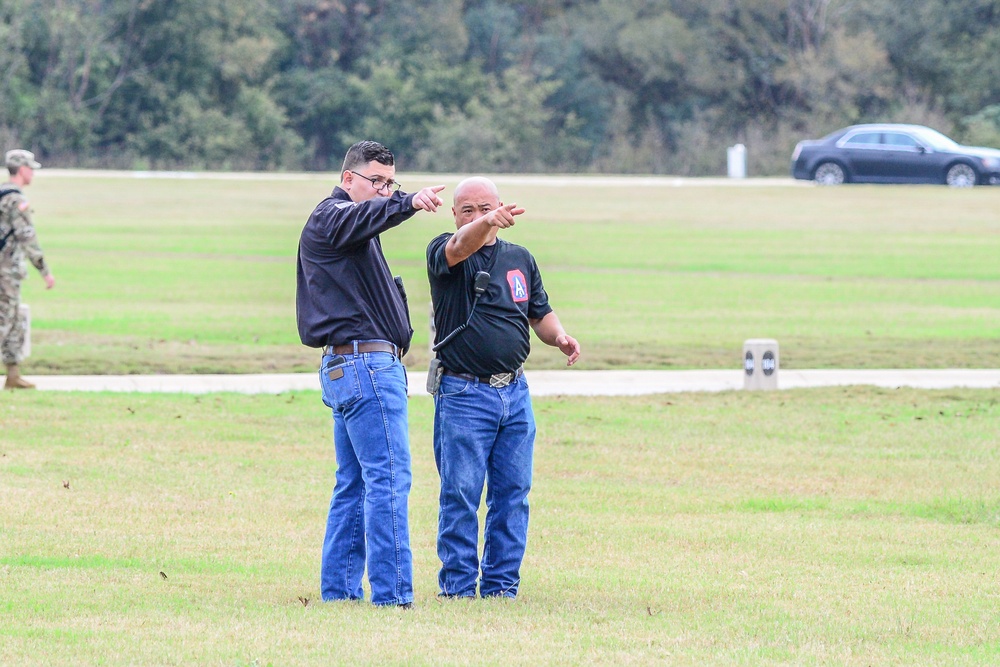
[
  {"xmin": 842, "ymin": 132, "xmax": 882, "ymax": 147},
  {"xmin": 884, "ymin": 133, "xmax": 919, "ymax": 148}
]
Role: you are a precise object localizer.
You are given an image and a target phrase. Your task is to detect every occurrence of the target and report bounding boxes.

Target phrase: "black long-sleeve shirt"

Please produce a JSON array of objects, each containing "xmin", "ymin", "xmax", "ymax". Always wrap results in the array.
[{"xmin": 296, "ymin": 187, "xmax": 416, "ymax": 350}]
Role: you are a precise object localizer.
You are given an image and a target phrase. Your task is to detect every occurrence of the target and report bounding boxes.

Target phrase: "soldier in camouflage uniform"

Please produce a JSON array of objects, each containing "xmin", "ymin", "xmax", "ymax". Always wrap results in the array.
[{"xmin": 1, "ymin": 149, "xmax": 55, "ymax": 389}]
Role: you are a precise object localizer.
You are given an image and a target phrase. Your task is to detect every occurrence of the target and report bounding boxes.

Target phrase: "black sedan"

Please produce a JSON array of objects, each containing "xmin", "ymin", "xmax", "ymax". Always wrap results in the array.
[{"xmin": 791, "ymin": 123, "xmax": 1000, "ymax": 187}]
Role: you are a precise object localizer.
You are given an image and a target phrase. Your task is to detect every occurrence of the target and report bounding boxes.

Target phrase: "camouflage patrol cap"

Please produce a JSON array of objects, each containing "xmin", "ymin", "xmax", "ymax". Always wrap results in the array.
[{"xmin": 5, "ymin": 149, "xmax": 41, "ymax": 170}]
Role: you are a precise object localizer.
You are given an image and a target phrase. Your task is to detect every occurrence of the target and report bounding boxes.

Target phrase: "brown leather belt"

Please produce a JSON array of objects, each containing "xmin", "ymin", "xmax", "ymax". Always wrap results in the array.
[
  {"xmin": 443, "ymin": 367, "xmax": 523, "ymax": 388},
  {"xmin": 323, "ymin": 341, "xmax": 402, "ymax": 359}
]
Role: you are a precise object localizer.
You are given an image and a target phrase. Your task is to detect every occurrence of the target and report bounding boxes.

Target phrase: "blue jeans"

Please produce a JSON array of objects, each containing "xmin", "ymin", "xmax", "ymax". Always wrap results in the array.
[
  {"xmin": 433, "ymin": 373, "xmax": 535, "ymax": 598},
  {"xmin": 319, "ymin": 344, "xmax": 413, "ymax": 606}
]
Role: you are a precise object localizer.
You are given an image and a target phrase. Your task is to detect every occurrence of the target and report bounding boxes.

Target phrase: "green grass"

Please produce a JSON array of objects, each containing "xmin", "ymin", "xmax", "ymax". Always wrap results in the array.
[
  {"xmin": 2, "ymin": 387, "xmax": 999, "ymax": 665},
  {"xmin": 19, "ymin": 174, "xmax": 1000, "ymax": 373},
  {"xmin": 7, "ymin": 173, "xmax": 999, "ymax": 665}
]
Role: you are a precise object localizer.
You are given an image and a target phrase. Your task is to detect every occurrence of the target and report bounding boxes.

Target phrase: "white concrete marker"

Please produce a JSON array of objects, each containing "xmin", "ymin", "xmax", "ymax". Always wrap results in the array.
[{"xmin": 744, "ymin": 338, "xmax": 779, "ymax": 390}]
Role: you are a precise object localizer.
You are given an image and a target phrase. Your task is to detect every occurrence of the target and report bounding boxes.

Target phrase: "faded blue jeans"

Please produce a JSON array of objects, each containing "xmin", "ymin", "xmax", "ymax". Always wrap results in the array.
[
  {"xmin": 319, "ymin": 345, "xmax": 413, "ymax": 606},
  {"xmin": 433, "ymin": 373, "xmax": 535, "ymax": 598}
]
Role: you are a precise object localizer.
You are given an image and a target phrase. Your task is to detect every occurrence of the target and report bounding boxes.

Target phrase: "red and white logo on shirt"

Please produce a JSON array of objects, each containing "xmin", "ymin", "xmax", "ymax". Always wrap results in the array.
[{"xmin": 506, "ymin": 269, "xmax": 528, "ymax": 302}]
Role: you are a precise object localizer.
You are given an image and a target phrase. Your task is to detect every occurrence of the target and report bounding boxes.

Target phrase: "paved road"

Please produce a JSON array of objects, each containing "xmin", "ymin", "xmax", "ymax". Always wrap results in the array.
[
  {"xmin": 24, "ymin": 369, "xmax": 1000, "ymax": 396},
  {"xmin": 40, "ymin": 169, "xmax": 805, "ymax": 188}
]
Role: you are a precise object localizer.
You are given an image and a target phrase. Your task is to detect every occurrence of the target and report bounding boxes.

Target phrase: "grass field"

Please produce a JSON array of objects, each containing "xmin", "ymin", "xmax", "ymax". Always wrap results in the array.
[
  {"xmin": 4, "ymin": 173, "xmax": 999, "ymax": 665},
  {"xmin": 18, "ymin": 173, "xmax": 1000, "ymax": 374},
  {"xmin": 2, "ymin": 387, "xmax": 999, "ymax": 665}
]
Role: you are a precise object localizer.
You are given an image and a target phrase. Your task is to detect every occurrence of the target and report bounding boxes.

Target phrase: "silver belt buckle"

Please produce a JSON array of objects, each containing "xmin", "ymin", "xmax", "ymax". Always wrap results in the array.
[{"xmin": 489, "ymin": 372, "xmax": 514, "ymax": 388}]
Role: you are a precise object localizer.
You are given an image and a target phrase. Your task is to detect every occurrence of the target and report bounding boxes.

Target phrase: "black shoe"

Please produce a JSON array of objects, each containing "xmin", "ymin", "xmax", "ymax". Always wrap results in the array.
[{"xmin": 398, "ymin": 602, "xmax": 413, "ymax": 609}]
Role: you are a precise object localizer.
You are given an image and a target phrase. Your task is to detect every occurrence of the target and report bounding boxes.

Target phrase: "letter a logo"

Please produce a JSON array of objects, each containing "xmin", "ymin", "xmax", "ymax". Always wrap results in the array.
[{"xmin": 506, "ymin": 269, "xmax": 529, "ymax": 303}]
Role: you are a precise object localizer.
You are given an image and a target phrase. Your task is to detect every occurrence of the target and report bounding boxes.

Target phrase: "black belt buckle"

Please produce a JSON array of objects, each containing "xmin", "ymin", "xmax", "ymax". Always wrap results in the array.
[{"xmin": 489, "ymin": 372, "xmax": 515, "ymax": 388}]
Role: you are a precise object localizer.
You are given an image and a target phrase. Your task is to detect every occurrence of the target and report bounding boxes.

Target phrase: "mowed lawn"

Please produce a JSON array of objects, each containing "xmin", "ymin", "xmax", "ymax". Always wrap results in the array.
[
  {"xmin": 2, "ymin": 388, "xmax": 998, "ymax": 665},
  {"xmin": 4, "ymin": 173, "xmax": 999, "ymax": 665},
  {"xmin": 18, "ymin": 172, "xmax": 1000, "ymax": 374}
]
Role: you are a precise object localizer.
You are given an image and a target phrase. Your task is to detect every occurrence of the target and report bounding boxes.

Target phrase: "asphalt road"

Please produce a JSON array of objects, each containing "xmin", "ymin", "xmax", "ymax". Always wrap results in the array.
[{"xmin": 38, "ymin": 169, "xmax": 805, "ymax": 188}]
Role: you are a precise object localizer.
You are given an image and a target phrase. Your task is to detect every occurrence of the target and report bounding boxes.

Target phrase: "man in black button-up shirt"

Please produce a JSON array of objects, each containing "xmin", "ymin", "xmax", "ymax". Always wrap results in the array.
[{"xmin": 297, "ymin": 140, "xmax": 444, "ymax": 607}]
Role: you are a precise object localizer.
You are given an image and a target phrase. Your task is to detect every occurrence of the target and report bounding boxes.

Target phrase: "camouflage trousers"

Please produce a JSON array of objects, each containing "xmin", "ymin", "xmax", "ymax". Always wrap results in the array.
[{"xmin": 0, "ymin": 277, "xmax": 26, "ymax": 365}]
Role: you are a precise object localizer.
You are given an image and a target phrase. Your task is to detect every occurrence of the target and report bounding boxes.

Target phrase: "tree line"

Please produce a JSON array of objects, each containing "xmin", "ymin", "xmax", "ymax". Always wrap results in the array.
[{"xmin": 2, "ymin": 0, "xmax": 999, "ymax": 175}]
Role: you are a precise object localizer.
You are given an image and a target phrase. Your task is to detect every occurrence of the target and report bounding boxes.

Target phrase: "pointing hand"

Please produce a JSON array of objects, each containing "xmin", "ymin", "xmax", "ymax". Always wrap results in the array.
[
  {"xmin": 484, "ymin": 203, "xmax": 525, "ymax": 229},
  {"xmin": 413, "ymin": 185, "xmax": 446, "ymax": 212}
]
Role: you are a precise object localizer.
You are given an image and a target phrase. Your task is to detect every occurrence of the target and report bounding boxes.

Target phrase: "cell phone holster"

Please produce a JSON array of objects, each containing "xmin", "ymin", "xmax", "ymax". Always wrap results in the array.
[{"xmin": 426, "ymin": 357, "xmax": 443, "ymax": 394}]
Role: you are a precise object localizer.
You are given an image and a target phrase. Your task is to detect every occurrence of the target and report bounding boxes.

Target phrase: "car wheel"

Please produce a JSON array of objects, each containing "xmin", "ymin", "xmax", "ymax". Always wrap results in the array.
[
  {"xmin": 814, "ymin": 162, "xmax": 845, "ymax": 185},
  {"xmin": 945, "ymin": 163, "xmax": 977, "ymax": 188}
]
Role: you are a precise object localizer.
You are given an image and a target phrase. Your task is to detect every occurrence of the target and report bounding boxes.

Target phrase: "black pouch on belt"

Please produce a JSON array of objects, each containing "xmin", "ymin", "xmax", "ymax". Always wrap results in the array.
[{"xmin": 426, "ymin": 357, "xmax": 443, "ymax": 394}]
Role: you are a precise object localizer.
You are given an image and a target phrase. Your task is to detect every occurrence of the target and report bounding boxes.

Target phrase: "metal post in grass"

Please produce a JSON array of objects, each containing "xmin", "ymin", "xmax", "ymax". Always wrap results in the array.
[
  {"xmin": 743, "ymin": 338, "xmax": 778, "ymax": 390},
  {"xmin": 727, "ymin": 143, "xmax": 747, "ymax": 179},
  {"xmin": 19, "ymin": 303, "xmax": 30, "ymax": 359}
]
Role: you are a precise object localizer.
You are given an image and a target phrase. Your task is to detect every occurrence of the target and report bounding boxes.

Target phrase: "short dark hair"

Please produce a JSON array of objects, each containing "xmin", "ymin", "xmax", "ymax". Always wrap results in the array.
[
  {"xmin": 7, "ymin": 166, "xmax": 19, "ymax": 177},
  {"xmin": 341, "ymin": 140, "xmax": 394, "ymax": 173}
]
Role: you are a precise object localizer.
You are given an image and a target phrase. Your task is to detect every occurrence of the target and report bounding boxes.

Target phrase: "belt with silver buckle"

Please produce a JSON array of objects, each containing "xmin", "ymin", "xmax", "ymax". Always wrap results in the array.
[{"xmin": 443, "ymin": 367, "xmax": 523, "ymax": 388}]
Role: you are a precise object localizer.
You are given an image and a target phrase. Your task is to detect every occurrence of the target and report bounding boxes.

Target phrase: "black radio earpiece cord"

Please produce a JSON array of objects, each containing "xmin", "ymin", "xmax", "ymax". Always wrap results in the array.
[{"xmin": 432, "ymin": 271, "xmax": 490, "ymax": 352}]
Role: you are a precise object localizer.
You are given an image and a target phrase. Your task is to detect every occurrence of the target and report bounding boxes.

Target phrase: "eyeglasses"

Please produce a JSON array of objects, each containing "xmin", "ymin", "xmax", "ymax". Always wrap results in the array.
[{"xmin": 350, "ymin": 170, "xmax": 401, "ymax": 193}]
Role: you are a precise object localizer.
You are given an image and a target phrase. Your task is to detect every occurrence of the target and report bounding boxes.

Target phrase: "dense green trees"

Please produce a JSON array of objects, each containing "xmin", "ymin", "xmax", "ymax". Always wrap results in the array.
[{"xmin": 1, "ymin": 0, "xmax": 998, "ymax": 174}]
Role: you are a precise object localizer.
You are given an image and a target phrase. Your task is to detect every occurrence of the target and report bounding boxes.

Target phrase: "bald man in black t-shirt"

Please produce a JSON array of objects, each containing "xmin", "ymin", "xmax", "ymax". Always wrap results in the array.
[{"xmin": 426, "ymin": 176, "xmax": 580, "ymax": 599}]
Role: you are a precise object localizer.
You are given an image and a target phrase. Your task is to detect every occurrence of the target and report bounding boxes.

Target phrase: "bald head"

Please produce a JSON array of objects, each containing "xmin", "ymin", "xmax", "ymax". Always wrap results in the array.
[
  {"xmin": 453, "ymin": 177, "xmax": 499, "ymax": 204},
  {"xmin": 452, "ymin": 177, "xmax": 501, "ymax": 229}
]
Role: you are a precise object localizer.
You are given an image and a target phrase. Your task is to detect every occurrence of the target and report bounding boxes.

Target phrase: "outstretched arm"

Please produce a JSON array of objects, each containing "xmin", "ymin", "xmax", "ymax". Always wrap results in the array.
[
  {"xmin": 529, "ymin": 311, "xmax": 580, "ymax": 366},
  {"xmin": 444, "ymin": 203, "xmax": 525, "ymax": 267}
]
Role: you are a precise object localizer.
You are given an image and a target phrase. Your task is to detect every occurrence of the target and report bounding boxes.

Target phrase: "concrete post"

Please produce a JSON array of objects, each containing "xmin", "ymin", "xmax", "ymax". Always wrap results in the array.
[
  {"xmin": 19, "ymin": 303, "xmax": 30, "ymax": 359},
  {"xmin": 743, "ymin": 338, "xmax": 778, "ymax": 390},
  {"xmin": 727, "ymin": 143, "xmax": 747, "ymax": 179}
]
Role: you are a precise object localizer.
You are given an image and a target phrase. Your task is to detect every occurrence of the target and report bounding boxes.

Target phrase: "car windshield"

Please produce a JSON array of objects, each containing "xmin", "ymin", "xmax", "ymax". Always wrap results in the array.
[{"xmin": 909, "ymin": 127, "xmax": 961, "ymax": 150}]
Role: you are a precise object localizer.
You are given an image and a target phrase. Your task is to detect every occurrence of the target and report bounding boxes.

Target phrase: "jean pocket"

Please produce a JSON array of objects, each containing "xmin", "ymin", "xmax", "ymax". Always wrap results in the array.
[
  {"xmin": 437, "ymin": 374, "xmax": 472, "ymax": 397},
  {"xmin": 320, "ymin": 359, "xmax": 362, "ymax": 410},
  {"xmin": 366, "ymin": 352, "xmax": 398, "ymax": 373}
]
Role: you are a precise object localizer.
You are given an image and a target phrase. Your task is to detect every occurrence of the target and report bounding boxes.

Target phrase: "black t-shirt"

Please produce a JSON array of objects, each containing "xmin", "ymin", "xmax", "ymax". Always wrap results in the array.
[
  {"xmin": 296, "ymin": 187, "xmax": 416, "ymax": 349},
  {"xmin": 427, "ymin": 234, "xmax": 552, "ymax": 376}
]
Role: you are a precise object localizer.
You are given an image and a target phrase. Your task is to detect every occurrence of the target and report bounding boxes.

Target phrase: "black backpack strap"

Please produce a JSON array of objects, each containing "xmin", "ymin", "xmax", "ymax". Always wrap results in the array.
[{"xmin": 0, "ymin": 186, "xmax": 24, "ymax": 251}]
